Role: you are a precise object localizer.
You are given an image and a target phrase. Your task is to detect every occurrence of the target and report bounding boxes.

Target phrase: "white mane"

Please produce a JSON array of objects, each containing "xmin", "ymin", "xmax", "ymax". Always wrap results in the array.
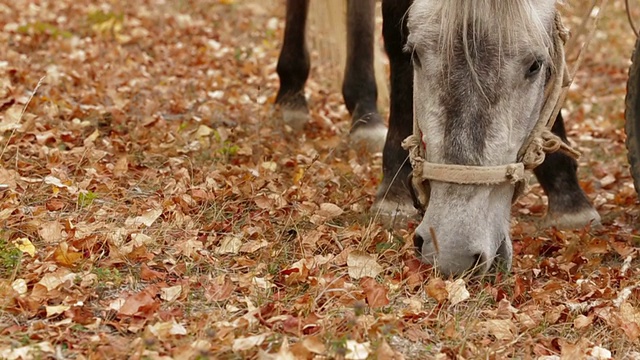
[{"xmin": 408, "ymin": 0, "xmax": 557, "ymax": 62}]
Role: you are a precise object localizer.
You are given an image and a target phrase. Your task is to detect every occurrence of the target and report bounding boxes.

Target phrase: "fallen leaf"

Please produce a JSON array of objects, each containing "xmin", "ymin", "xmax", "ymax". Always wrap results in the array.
[
  {"xmin": 0, "ymin": 342, "xmax": 54, "ymax": 360},
  {"xmin": 375, "ymin": 339, "xmax": 404, "ymax": 360},
  {"xmin": 215, "ymin": 236, "xmax": 242, "ymax": 255},
  {"xmin": 426, "ymin": 277, "xmax": 448, "ymax": 303},
  {"xmin": 140, "ymin": 264, "xmax": 166, "ymax": 281},
  {"xmin": 360, "ymin": 277, "xmax": 389, "ymax": 308},
  {"xmin": 38, "ymin": 221, "xmax": 64, "ymax": 243},
  {"xmin": 479, "ymin": 319, "xmax": 516, "ymax": 341},
  {"xmin": 53, "ymin": 242, "xmax": 83, "ymax": 267},
  {"xmin": 147, "ymin": 320, "xmax": 187, "ymax": 340},
  {"xmin": 160, "ymin": 285, "xmax": 182, "ymax": 302},
  {"xmin": 37, "ymin": 269, "xmax": 76, "ymax": 292},
  {"xmin": 233, "ymin": 334, "xmax": 268, "ymax": 351},
  {"xmin": 347, "ymin": 251, "xmax": 383, "ymax": 279},
  {"xmin": 113, "ymin": 155, "xmax": 129, "ymax": 177},
  {"xmin": 301, "ymin": 335, "xmax": 326, "ymax": 354},
  {"xmin": 345, "ymin": 340, "xmax": 370, "ymax": 360},
  {"xmin": 195, "ymin": 124, "xmax": 214, "ymax": 137},
  {"xmin": 573, "ymin": 314, "xmax": 593, "ymax": 329},
  {"xmin": 118, "ymin": 287, "xmax": 159, "ymax": 317},
  {"xmin": 13, "ymin": 238, "xmax": 35, "ymax": 257},
  {"xmin": 240, "ymin": 239, "xmax": 269, "ymax": 253},
  {"xmin": 11, "ymin": 279, "xmax": 27, "ymax": 295},
  {"xmin": 316, "ymin": 203, "xmax": 343, "ymax": 219},
  {"xmin": 205, "ymin": 275, "xmax": 235, "ymax": 302},
  {"xmin": 126, "ymin": 208, "xmax": 163, "ymax": 227},
  {"xmin": 46, "ymin": 304, "xmax": 70, "ymax": 317},
  {"xmin": 445, "ymin": 279, "xmax": 470, "ymax": 305},
  {"xmin": 589, "ymin": 346, "xmax": 612, "ymax": 359}
]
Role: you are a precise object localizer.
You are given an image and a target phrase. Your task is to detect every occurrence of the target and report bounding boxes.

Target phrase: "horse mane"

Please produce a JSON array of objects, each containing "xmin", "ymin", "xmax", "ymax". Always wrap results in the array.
[{"xmin": 407, "ymin": 0, "xmax": 557, "ymax": 94}]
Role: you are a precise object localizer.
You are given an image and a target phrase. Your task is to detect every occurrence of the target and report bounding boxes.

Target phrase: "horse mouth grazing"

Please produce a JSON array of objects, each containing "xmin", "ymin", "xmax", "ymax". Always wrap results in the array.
[{"xmin": 413, "ymin": 231, "xmax": 512, "ymax": 277}]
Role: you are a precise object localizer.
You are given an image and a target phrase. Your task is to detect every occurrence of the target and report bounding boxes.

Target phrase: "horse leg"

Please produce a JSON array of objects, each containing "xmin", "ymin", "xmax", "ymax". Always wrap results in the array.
[
  {"xmin": 372, "ymin": 0, "xmax": 417, "ymax": 218},
  {"xmin": 343, "ymin": 0, "xmax": 387, "ymax": 152},
  {"xmin": 533, "ymin": 112, "xmax": 601, "ymax": 229},
  {"xmin": 275, "ymin": 0, "xmax": 311, "ymax": 131}
]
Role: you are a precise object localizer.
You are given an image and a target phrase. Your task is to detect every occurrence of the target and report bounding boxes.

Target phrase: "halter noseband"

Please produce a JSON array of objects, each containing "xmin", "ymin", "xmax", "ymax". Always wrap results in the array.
[{"xmin": 402, "ymin": 13, "xmax": 580, "ymax": 212}]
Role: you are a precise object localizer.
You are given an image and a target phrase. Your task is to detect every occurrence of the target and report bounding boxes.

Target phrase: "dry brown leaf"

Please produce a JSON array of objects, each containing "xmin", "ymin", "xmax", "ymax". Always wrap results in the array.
[
  {"xmin": 301, "ymin": 335, "xmax": 326, "ymax": 354},
  {"xmin": 38, "ymin": 221, "xmax": 64, "ymax": 243},
  {"xmin": 118, "ymin": 287, "xmax": 159, "ymax": 317},
  {"xmin": 205, "ymin": 275, "xmax": 235, "ymax": 302},
  {"xmin": 215, "ymin": 236, "xmax": 242, "ymax": 255},
  {"xmin": 425, "ymin": 277, "xmax": 448, "ymax": 303},
  {"xmin": 360, "ymin": 277, "xmax": 389, "ymax": 308},
  {"xmin": 316, "ymin": 202, "xmax": 343, "ymax": 219},
  {"xmin": 573, "ymin": 314, "xmax": 593, "ymax": 329},
  {"xmin": 126, "ymin": 208, "xmax": 163, "ymax": 227},
  {"xmin": 375, "ymin": 339, "xmax": 405, "ymax": 360},
  {"xmin": 233, "ymin": 334, "xmax": 268, "ymax": 352},
  {"xmin": 140, "ymin": 264, "xmax": 166, "ymax": 281},
  {"xmin": 37, "ymin": 269, "xmax": 77, "ymax": 292},
  {"xmin": 114, "ymin": 155, "xmax": 129, "ymax": 177},
  {"xmin": 53, "ymin": 242, "xmax": 83, "ymax": 267},
  {"xmin": 479, "ymin": 319, "xmax": 516, "ymax": 341}
]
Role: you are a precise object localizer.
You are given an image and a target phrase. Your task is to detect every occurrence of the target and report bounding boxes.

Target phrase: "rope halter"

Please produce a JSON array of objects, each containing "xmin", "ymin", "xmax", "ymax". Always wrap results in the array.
[{"xmin": 402, "ymin": 13, "xmax": 581, "ymax": 212}]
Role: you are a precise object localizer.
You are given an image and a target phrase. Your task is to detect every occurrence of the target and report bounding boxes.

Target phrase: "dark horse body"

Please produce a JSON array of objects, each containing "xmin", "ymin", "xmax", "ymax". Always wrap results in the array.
[{"xmin": 276, "ymin": 0, "xmax": 599, "ymax": 266}]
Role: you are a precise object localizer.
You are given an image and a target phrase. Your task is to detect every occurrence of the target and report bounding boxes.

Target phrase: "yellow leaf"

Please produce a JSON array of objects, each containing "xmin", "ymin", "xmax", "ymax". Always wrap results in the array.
[
  {"xmin": 13, "ymin": 237, "xmax": 35, "ymax": 257},
  {"xmin": 53, "ymin": 242, "xmax": 83, "ymax": 267},
  {"xmin": 293, "ymin": 167, "xmax": 304, "ymax": 184}
]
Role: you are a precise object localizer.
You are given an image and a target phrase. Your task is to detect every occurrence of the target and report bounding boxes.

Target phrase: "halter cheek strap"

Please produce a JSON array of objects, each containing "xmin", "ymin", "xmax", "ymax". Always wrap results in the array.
[{"xmin": 403, "ymin": 12, "xmax": 579, "ymax": 210}]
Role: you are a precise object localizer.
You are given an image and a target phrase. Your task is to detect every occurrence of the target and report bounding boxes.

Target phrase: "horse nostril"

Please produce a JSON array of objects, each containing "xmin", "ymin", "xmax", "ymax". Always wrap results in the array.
[
  {"xmin": 472, "ymin": 252, "xmax": 490, "ymax": 272},
  {"xmin": 413, "ymin": 234, "xmax": 424, "ymax": 254}
]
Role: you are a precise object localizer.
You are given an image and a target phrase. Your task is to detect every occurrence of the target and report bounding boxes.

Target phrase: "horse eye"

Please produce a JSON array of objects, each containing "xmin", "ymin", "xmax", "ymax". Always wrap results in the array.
[{"xmin": 526, "ymin": 59, "xmax": 543, "ymax": 78}]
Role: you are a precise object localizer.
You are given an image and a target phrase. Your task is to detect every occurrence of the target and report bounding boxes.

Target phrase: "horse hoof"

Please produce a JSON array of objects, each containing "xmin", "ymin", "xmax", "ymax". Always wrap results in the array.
[
  {"xmin": 281, "ymin": 107, "xmax": 309, "ymax": 131},
  {"xmin": 543, "ymin": 206, "xmax": 601, "ymax": 230},
  {"xmin": 350, "ymin": 122, "xmax": 387, "ymax": 153}
]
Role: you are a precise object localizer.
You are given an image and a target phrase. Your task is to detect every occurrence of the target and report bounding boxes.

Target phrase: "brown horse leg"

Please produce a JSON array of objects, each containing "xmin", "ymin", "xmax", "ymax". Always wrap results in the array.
[
  {"xmin": 343, "ymin": 0, "xmax": 386, "ymax": 152},
  {"xmin": 372, "ymin": 0, "xmax": 417, "ymax": 219},
  {"xmin": 533, "ymin": 113, "xmax": 600, "ymax": 229},
  {"xmin": 276, "ymin": 0, "xmax": 311, "ymax": 130}
]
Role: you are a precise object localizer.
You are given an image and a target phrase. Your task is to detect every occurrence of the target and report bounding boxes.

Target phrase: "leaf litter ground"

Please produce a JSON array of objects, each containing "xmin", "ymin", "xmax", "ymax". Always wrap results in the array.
[{"xmin": 0, "ymin": 0, "xmax": 640, "ymax": 359}]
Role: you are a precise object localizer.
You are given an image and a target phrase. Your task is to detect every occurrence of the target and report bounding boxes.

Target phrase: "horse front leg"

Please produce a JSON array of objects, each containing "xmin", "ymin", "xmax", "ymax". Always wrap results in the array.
[
  {"xmin": 276, "ymin": 0, "xmax": 311, "ymax": 130},
  {"xmin": 533, "ymin": 112, "xmax": 601, "ymax": 229},
  {"xmin": 372, "ymin": 0, "xmax": 418, "ymax": 219},
  {"xmin": 343, "ymin": 0, "xmax": 387, "ymax": 152}
]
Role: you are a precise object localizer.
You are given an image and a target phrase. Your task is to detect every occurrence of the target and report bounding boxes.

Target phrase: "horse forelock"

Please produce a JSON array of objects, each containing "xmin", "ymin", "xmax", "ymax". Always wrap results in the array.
[
  {"xmin": 407, "ymin": 0, "xmax": 559, "ymax": 166},
  {"xmin": 408, "ymin": 0, "xmax": 557, "ymax": 70}
]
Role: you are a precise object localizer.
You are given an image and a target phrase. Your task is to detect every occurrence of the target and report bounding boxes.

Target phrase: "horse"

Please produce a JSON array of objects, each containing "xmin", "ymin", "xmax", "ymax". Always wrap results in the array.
[{"xmin": 276, "ymin": 0, "xmax": 601, "ymax": 276}]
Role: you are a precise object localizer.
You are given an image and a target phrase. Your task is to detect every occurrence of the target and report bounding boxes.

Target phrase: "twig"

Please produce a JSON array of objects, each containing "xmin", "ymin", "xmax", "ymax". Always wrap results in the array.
[{"xmin": 429, "ymin": 227, "xmax": 439, "ymax": 254}]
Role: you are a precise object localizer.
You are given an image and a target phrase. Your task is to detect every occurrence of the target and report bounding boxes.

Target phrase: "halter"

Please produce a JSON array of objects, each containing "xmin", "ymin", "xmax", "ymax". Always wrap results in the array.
[{"xmin": 402, "ymin": 13, "xmax": 581, "ymax": 211}]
